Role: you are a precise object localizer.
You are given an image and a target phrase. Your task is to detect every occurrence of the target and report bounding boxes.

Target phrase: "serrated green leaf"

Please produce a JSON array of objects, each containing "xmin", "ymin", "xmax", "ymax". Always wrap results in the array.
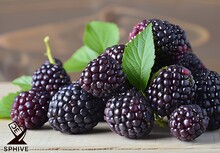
[
  {"xmin": 64, "ymin": 46, "xmax": 99, "ymax": 72},
  {"xmin": 83, "ymin": 21, "xmax": 120, "ymax": 54},
  {"xmin": 0, "ymin": 92, "xmax": 19, "ymax": 118},
  {"xmin": 12, "ymin": 75, "xmax": 32, "ymax": 91},
  {"xmin": 122, "ymin": 24, "xmax": 155, "ymax": 91}
]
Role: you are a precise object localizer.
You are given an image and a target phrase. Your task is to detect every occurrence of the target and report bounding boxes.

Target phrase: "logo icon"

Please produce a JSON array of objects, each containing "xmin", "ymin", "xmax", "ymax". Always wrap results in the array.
[{"xmin": 7, "ymin": 122, "xmax": 27, "ymax": 145}]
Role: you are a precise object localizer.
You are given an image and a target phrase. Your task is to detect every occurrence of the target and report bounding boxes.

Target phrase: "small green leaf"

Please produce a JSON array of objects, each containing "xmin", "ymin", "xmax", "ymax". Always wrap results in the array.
[
  {"xmin": 64, "ymin": 46, "xmax": 99, "ymax": 72},
  {"xmin": 122, "ymin": 24, "xmax": 155, "ymax": 91},
  {"xmin": 12, "ymin": 75, "xmax": 32, "ymax": 91},
  {"xmin": 83, "ymin": 21, "xmax": 120, "ymax": 54},
  {"xmin": 155, "ymin": 114, "xmax": 168, "ymax": 127},
  {"xmin": 0, "ymin": 92, "xmax": 19, "ymax": 118}
]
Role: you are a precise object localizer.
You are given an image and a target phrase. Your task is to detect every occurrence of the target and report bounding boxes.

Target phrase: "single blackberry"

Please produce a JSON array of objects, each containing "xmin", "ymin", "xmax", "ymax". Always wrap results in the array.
[
  {"xmin": 32, "ymin": 59, "xmax": 71, "ymax": 97},
  {"xmin": 104, "ymin": 44, "xmax": 125, "ymax": 63},
  {"xmin": 169, "ymin": 104, "xmax": 209, "ymax": 141},
  {"xmin": 98, "ymin": 80, "xmax": 133, "ymax": 121},
  {"xmin": 129, "ymin": 19, "xmax": 192, "ymax": 71},
  {"xmin": 104, "ymin": 88, "xmax": 154, "ymax": 139},
  {"xmin": 146, "ymin": 65, "xmax": 196, "ymax": 117},
  {"xmin": 78, "ymin": 53, "xmax": 126, "ymax": 98},
  {"xmin": 176, "ymin": 52, "xmax": 206, "ymax": 72},
  {"xmin": 11, "ymin": 88, "xmax": 50, "ymax": 129},
  {"xmin": 32, "ymin": 37, "xmax": 71, "ymax": 97},
  {"xmin": 193, "ymin": 69, "xmax": 220, "ymax": 130},
  {"xmin": 47, "ymin": 83, "xmax": 101, "ymax": 134}
]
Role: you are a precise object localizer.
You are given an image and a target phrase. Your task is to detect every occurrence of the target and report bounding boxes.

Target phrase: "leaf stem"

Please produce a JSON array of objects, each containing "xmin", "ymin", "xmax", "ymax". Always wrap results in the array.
[
  {"xmin": 141, "ymin": 90, "xmax": 146, "ymax": 98},
  {"xmin": 44, "ymin": 36, "xmax": 55, "ymax": 64}
]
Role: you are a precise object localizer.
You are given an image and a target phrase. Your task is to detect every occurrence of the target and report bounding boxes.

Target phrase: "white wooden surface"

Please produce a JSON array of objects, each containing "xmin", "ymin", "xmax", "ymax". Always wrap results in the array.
[{"xmin": 0, "ymin": 82, "xmax": 220, "ymax": 153}]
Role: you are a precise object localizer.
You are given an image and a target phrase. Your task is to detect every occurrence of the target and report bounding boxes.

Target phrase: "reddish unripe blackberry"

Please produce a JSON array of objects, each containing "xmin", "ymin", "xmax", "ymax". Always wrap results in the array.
[
  {"xmin": 104, "ymin": 88, "xmax": 154, "ymax": 139},
  {"xmin": 146, "ymin": 65, "xmax": 196, "ymax": 117},
  {"xmin": 104, "ymin": 45, "xmax": 125, "ymax": 63},
  {"xmin": 47, "ymin": 83, "xmax": 101, "ymax": 134},
  {"xmin": 169, "ymin": 105, "xmax": 209, "ymax": 141},
  {"xmin": 11, "ymin": 88, "xmax": 50, "ymax": 129},
  {"xmin": 78, "ymin": 53, "xmax": 126, "ymax": 98},
  {"xmin": 32, "ymin": 37, "xmax": 71, "ymax": 97},
  {"xmin": 129, "ymin": 19, "xmax": 192, "ymax": 71},
  {"xmin": 176, "ymin": 52, "xmax": 206, "ymax": 72},
  {"xmin": 193, "ymin": 69, "xmax": 220, "ymax": 130}
]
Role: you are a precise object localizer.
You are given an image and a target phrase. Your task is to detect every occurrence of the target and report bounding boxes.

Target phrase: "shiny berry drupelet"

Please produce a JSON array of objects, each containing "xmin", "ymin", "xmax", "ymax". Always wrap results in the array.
[
  {"xmin": 104, "ymin": 44, "xmax": 125, "ymax": 63},
  {"xmin": 11, "ymin": 88, "xmax": 50, "ymax": 129},
  {"xmin": 146, "ymin": 65, "xmax": 197, "ymax": 117},
  {"xmin": 169, "ymin": 104, "xmax": 209, "ymax": 141},
  {"xmin": 129, "ymin": 19, "xmax": 192, "ymax": 71},
  {"xmin": 47, "ymin": 83, "xmax": 101, "ymax": 134},
  {"xmin": 104, "ymin": 88, "xmax": 154, "ymax": 139},
  {"xmin": 78, "ymin": 53, "xmax": 126, "ymax": 98},
  {"xmin": 193, "ymin": 69, "xmax": 220, "ymax": 130},
  {"xmin": 32, "ymin": 59, "xmax": 71, "ymax": 97}
]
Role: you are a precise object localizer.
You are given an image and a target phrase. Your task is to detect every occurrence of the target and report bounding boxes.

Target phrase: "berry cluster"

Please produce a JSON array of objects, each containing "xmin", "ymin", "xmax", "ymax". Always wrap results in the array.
[
  {"xmin": 129, "ymin": 18, "xmax": 219, "ymax": 141},
  {"xmin": 11, "ymin": 37, "xmax": 71, "ymax": 129},
  {"xmin": 10, "ymin": 19, "xmax": 220, "ymax": 143}
]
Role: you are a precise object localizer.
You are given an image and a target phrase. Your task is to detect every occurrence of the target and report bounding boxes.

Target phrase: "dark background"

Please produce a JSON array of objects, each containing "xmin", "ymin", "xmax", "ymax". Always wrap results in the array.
[{"xmin": 0, "ymin": 0, "xmax": 219, "ymax": 81}]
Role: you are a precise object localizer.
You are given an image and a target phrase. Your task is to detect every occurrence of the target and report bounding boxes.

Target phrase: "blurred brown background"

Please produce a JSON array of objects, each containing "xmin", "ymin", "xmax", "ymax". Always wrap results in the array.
[{"xmin": 0, "ymin": 0, "xmax": 220, "ymax": 82}]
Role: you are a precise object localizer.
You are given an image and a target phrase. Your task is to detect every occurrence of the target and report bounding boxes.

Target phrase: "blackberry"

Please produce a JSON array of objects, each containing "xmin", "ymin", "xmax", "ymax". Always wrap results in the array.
[
  {"xmin": 176, "ymin": 52, "xmax": 206, "ymax": 72},
  {"xmin": 32, "ymin": 59, "xmax": 71, "ymax": 97},
  {"xmin": 78, "ymin": 53, "xmax": 126, "ymax": 98},
  {"xmin": 32, "ymin": 37, "xmax": 71, "ymax": 97},
  {"xmin": 47, "ymin": 83, "xmax": 101, "ymax": 134},
  {"xmin": 129, "ymin": 19, "xmax": 192, "ymax": 71},
  {"xmin": 193, "ymin": 69, "xmax": 220, "ymax": 130},
  {"xmin": 146, "ymin": 65, "xmax": 196, "ymax": 117},
  {"xmin": 104, "ymin": 88, "xmax": 154, "ymax": 139},
  {"xmin": 169, "ymin": 104, "xmax": 209, "ymax": 141},
  {"xmin": 11, "ymin": 88, "xmax": 50, "ymax": 129},
  {"xmin": 98, "ymin": 80, "xmax": 133, "ymax": 121},
  {"xmin": 104, "ymin": 44, "xmax": 125, "ymax": 63}
]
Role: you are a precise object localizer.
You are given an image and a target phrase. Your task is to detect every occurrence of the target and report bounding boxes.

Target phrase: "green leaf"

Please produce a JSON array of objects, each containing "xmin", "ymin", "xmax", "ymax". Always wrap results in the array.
[
  {"xmin": 122, "ymin": 24, "xmax": 155, "ymax": 91},
  {"xmin": 0, "ymin": 92, "xmax": 19, "ymax": 118},
  {"xmin": 12, "ymin": 75, "xmax": 32, "ymax": 91},
  {"xmin": 64, "ymin": 46, "xmax": 99, "ymax": 72},
  {"xmin": 83, "ymin": 21, "xmax": 120, "ymax": 54}
]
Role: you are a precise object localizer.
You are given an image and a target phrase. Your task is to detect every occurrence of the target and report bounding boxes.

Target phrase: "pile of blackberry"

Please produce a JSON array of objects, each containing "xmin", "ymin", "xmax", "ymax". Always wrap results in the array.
[
  {"xmin": 11, "ymin": 37, "xmax": 71, "ymax": 129},
  {"xmin": 10, "ymin": 19, "xmax": 219, "ymax": 143}
]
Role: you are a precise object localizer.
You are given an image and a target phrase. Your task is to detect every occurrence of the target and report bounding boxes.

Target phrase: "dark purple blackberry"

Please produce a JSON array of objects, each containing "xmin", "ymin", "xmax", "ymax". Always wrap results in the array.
[
  {"xmin": 176, "ymin": 52, "xmax": 206, "ymax": 72},
  {"xmin": 78, "ymin": 53, "xmax": 126, "ymax": 98},
  {"xmin": 169, "ymin": 104, "xmax": 209, "ymax": 141},
  {"xmin": 32, "ymin": 59, "xmax": 71, "ymax": 97},
  {"xmin": 47, "ymin": 83, "xmax": 101, "ymax": 134},
  {"xmin": 32, "ymin": 36, "xmax": 71, "ymax": 97},
  {"xmin": 11, "ymin": 88, "xmax": 50, "ymax": 129},
  {"xmin": 193, "ymin": 69, "xmax": 220, "ymax": 130},
  {"xmin": 146, "ymin": 65, "xmax": 196, "ymax": 117},
  {"xmin": 104, "ymin": 45, "xmax": 125, "ymax": 63},
  {"xmin": 98, "ymin": 80, "xmax": 133, "ymax": 122},
  {"xmin": 104, "ymin": 88, "xmax": 154, "ymax": 139},
  {"xmin": 129, "ymin": 19, "xmax": 192, "ymax": 71}
]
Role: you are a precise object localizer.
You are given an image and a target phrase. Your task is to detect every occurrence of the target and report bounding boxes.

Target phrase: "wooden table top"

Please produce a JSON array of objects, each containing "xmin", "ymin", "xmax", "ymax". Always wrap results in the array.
[{"xmin": 0, "ymin": 83, "xmax": 220, "ymax": 153}]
